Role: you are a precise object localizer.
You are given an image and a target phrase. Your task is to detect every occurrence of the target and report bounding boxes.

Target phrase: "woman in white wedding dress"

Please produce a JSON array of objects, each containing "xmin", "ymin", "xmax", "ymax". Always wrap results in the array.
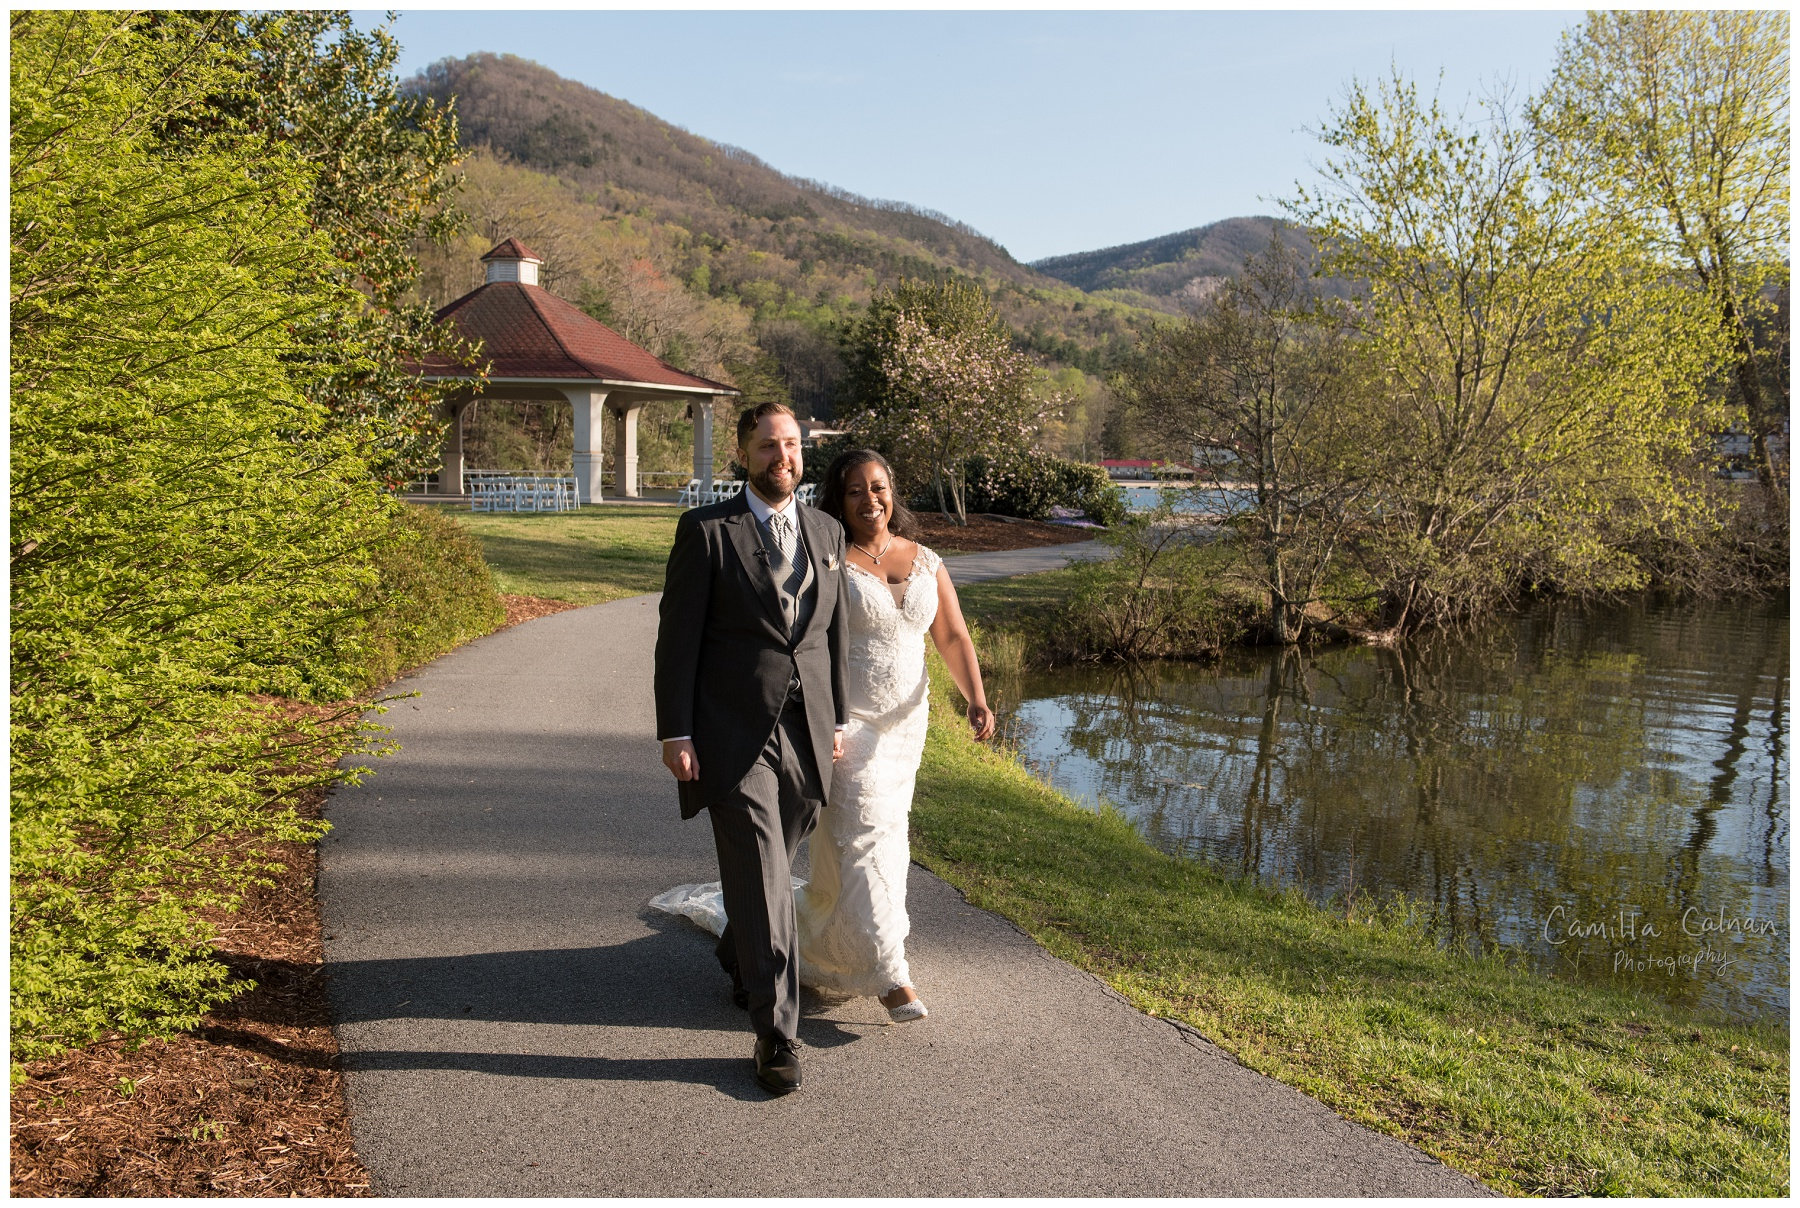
[{"xmin": 653, "ymin": 449, "xmax": 995, "ymax": 1022}]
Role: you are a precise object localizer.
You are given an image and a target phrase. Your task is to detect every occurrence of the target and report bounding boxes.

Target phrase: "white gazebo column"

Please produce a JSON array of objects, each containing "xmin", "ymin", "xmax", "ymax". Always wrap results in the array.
[
  {"xmin": 692, "ymin": 398, "xmax": 714, "ymax": 494},
  {"xmin": 439, "ymin": 394, "xmax": 469, "ymax": 495},
  {"xmin": 610, "ymin": 399, "xmax": 646, "ymax": 499},
  {"xmin": 564, "ymin": 387, "xmax": 610, "ymax": 504}
]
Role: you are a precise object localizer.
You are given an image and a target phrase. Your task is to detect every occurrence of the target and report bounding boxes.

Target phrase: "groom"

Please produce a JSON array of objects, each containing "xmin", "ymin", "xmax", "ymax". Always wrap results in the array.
[{"xmin": 653, "ymin": 401, "xmax": 848, "ymax": 1095}]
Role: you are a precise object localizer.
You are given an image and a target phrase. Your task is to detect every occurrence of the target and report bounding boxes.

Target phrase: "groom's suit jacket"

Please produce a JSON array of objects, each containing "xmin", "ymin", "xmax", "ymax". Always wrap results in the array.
[{"xmin": 653, "ymin": 491, "xmax": 849, "ymax": 819}]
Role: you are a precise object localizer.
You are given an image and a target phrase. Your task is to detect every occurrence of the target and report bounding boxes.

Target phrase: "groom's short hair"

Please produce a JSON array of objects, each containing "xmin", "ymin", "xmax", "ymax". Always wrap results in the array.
[{"xmin": 736, "ymin": 401, "xmax": 797, "ymax": 448}]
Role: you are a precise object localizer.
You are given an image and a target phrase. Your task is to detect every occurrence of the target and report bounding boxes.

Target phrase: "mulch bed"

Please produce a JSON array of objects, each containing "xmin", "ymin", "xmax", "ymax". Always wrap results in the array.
[
  {"xmin": 498, "ymin": 593, "xmax": 583, "ymax": 628},
  {"xmin": 9, "ymin": 728, "xmax": 373, "ymax": 1197},
  {"xmin": 908, "ymin": 512, "xmax": 1101, "ymax": 554}
]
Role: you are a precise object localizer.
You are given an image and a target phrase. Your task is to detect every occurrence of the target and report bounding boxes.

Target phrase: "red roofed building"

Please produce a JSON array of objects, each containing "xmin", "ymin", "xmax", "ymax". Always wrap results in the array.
[{"xmin": 420, "ymin": 239, "xmax": 740, "ymax": 500}]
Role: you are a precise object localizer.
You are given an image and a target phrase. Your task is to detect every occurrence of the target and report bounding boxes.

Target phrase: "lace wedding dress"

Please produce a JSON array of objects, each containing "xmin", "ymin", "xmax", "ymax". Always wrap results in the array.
[{"xmin": 651, "ymin": 545, "xmax": 942, "ymax": 998}]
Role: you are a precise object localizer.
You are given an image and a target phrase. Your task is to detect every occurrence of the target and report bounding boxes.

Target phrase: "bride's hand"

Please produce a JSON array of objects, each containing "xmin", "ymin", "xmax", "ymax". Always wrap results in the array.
[{"xmin": 968, "ymin": 703, "xmax": 995, "ymax": 742}]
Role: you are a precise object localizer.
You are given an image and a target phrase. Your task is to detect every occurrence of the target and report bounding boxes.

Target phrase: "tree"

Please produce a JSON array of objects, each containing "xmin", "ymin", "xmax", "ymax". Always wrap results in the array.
[
  {"xmin": 228, "ymin": 10, "xmax": 467, "ymax": 485},
  {"xmin": 1535, "ymin": 10, "xmax": 1790, "ymax": 508},
  {"xmin": 839, "ymin": 278, "xmax": 1049, "ymax": 524},
  {"xmin": 1035, "ymin": 366, "xmax": 1114, "ymax": 463},
  {"xmin": 10, "ymin": 10, "xmax": 392, "ymax": 1066},
  {"xmin": 1287, "ymin": 71, "xmax": 1729, "ymax": 633},
  {"xmin": 1125, "ymin": 236, "xmax": 1367, "ymax": 643}
]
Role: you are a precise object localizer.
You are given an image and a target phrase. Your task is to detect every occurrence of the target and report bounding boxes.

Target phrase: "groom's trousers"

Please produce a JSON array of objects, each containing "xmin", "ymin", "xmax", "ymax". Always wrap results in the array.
[{"xmin": 707, "ymin": 696, "xmax": 824, "ymax": 1041}]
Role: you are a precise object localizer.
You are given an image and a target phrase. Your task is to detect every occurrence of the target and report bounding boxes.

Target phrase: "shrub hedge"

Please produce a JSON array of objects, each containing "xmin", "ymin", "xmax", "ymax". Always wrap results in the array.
[
  {"xmin": 9, "ymin": 14, "xmax": 503, "ymax": 1075},
  {"xmin": 962, "ymin": 452, "xmax": 1128, "ymax": 526},
  {"xmin": 300, "ymin": 504, "xmax": 507, "ymax": 699}
]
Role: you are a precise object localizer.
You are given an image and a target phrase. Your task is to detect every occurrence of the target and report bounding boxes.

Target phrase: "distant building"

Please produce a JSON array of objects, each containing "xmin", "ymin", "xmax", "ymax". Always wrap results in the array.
[
  {"xmin": 797, "ymin": 420, "xmax": 846, "ymax": 444},
  {"xmin": 1102, "ymin": 458, "xmax": 1195, "ymax": 481},
  {"xmin": 1190, "ymin": 444, "xmax": 1243, "ymax": 470}
]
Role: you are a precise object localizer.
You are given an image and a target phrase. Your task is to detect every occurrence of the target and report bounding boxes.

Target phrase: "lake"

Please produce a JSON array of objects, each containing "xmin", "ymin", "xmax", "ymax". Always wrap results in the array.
[
  {"xmin": 1002, "ymin": 597, "xmax": 1788, "ymax": 1021},
  {"xmin": 1118, "ymin": 483, "xmax": 1256, "ymax": 515}
]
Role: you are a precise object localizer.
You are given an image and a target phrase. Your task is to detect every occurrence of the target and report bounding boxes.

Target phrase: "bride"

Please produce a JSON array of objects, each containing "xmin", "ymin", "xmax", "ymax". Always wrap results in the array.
[{"xmin": 653, "ymin": 448, "xmax": 995, "ymax": 1022}]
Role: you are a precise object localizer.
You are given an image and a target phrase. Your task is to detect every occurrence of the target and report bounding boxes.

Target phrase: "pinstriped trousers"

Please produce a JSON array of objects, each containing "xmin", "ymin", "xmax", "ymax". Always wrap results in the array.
[{"xmin": 708, "ymin": 697, "xmax": 824, "ymax": 1040}]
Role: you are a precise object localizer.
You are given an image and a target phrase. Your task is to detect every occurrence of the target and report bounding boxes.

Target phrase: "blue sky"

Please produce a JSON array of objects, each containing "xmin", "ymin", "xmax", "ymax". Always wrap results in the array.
[{"xmin": 358, "ymin": 7, "xmax": 1582, "ymax": 263}]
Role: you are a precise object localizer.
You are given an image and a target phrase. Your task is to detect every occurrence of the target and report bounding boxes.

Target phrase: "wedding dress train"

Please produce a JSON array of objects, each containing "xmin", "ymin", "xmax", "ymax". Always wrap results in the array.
[{"xmin": 652, "ymin": 545, "xmax": 943, "ymax": 999}]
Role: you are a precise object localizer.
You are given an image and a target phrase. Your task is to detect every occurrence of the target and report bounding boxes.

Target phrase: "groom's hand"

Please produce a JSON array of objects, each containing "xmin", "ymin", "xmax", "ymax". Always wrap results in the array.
[
  {"xmin": 662, "ymin": 739, "xmax": 699, "ymax": 781},
  {"xmin": 832, "ymin": 731, "xmax": 843, "ymax": 761}
]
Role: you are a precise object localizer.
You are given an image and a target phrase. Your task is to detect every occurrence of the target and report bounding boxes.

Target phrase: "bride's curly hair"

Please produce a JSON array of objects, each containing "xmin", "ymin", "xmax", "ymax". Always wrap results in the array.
[{"xmin": 818, "ymin": 448, "xmax": 920, "ymax": 540}]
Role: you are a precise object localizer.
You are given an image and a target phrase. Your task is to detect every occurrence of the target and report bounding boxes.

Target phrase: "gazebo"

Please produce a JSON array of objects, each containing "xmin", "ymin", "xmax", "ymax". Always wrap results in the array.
[{"xmin": 419, "ymin": 238, "xmax": 740, "ymax": 502}]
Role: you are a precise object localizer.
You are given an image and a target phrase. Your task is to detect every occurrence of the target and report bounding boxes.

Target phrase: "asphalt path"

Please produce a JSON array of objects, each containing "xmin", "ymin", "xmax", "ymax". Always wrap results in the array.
[
  {"xmin": 937, "ymin": 537, "xmax": 1115, "ymax": 584},
  {"xmin": 319, "ymin": 543, "xmax": 1491, "ymax": 1196}
]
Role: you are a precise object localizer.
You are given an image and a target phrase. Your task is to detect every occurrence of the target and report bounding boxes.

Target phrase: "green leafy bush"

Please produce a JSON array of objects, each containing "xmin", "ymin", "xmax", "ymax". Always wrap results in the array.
[
  {"xmin": 963, "ymin": 451, "xmax": 1127, "ymax": 526},
  {"xmin": 800, "ymin": 433, "xmax": 857, "ymax": 486},
  {"xmin": 316, "ymin": 505, "xmax": 507, "ymax": 697},
  {"xmin": 7, "ymin": 12, "xmax": 481, "ymax": 1073},
  {"xmin": 1046, "ymin": 517, "xmax": 1259, "ymax": 662}
]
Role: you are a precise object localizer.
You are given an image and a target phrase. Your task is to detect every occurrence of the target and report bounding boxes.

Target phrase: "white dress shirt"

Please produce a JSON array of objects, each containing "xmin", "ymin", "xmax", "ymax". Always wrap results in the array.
[{"xmin": 742, "ymin": 482, "xmax": 797, "ymax": 531}]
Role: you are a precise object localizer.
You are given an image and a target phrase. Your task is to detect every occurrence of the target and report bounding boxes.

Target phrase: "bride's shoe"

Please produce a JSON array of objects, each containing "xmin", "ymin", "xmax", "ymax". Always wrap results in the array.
[
  {"xmin": 887, "ymin": 999, "xmax": 928, "ymax": 1022},
  {"xmin": 882, "ymin": 985, "xmax": 928, "ymax": 1022}
]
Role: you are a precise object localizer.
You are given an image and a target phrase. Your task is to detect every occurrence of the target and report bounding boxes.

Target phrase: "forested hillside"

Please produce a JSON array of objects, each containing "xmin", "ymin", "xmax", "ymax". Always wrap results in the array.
[
  {"xmin": 403, "ymin": 53, "xmax": 1161, "ymax": 426},
  {"xmin": 1031, "ymin": 217, "xmax": 1341, "ymax": 311}
]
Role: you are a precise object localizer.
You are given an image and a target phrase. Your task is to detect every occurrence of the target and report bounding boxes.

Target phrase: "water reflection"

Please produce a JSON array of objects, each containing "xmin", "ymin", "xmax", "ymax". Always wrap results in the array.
[{"xmin": 1007, "ymin": 599, "xmax": 1788, "ymax": 1020}]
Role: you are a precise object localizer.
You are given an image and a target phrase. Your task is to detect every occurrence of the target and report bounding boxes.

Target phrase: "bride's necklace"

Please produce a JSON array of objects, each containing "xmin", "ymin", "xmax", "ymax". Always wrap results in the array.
[{"xmin": 852, "ymin": 534, "xmax": 894, "ymax": 565}]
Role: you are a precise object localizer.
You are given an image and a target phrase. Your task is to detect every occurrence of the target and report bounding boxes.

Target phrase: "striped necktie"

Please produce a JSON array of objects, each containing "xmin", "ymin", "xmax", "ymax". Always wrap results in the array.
[{"xmin": 769, "ymin": 510, "xmax": 797, "ymax": 569}]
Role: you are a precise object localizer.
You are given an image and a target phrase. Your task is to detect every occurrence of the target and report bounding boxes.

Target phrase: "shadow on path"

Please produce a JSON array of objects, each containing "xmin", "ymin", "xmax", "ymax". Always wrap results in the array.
[
  {"xmin": 343, "ymin": 1052, "xmax": 767, "ymax": 1101},
  {"xmin": 330, "ymin": 913, "xmax": 868, "ymax": 1097}
]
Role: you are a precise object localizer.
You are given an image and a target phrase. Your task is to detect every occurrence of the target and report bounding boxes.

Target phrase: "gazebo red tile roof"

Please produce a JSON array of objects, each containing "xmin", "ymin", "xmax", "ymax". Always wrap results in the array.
[
  {"xmin": 480, "ymin": 237, "xmax": 542, "ymax": 263},
  {"xmin": 421, "ymin": 242, "xmax": 737, "ymax": 395}
]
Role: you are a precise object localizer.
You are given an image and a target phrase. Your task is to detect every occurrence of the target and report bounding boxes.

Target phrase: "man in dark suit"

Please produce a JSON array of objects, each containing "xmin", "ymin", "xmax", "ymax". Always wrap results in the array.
[{"xmin": 653, "ymin": 402, "xmax": 848, "ymax": 1095}]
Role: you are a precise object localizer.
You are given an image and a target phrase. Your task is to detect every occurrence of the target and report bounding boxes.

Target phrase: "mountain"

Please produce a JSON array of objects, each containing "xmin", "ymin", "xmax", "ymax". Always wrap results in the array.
[
  {"xmin": 404, "ymin": 53, "xmax": 1161, "ymax": 414},
  {"xmin": 412, "ymin": 53, "xmax": 1038, "ymax": 286},
  {"xmin": 1030, "ymin": 217, "xmax": 1323, "ymax": 312}
]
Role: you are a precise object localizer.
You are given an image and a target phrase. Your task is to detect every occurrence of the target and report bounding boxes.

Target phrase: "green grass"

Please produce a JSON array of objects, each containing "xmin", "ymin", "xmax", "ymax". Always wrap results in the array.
[
  {"xmin": 914, "ymin": 657, "xmax": 1790, "ymax": 1197},
  {"xmin": 446, "ymin": 504, "xmax": 683, "ymax": 604},
  {"xmin": 955, "ymin": 564, "xmax": 1091, "ymax": 630}
]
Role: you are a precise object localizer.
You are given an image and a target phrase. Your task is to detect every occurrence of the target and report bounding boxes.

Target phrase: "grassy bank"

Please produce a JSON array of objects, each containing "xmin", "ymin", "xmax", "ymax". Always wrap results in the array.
[
  {"xmin": 449, "ymin": 504, "xmax": 685, "ymax": 605},
  {"xmin": 951, "ymin": 533, "xmax": 1278, "ymax": 668},
  {"xmin": 911, "ymin": 661, "xmax": 1788, "ymax": 1197}
]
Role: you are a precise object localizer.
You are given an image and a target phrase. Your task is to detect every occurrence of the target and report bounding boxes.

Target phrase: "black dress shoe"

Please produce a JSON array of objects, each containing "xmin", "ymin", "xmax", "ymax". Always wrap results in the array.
[{"xmin": 754, "ymin": 1034, "xmax": 802, "ymax": 1095}]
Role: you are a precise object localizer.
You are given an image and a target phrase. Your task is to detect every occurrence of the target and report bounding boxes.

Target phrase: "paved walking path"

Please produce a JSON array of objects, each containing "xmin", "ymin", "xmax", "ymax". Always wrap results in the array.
[
  {"xmin": 319, "ymin": 547, "xmax": 1490, "ymax": 1196},
  {"xmin": 938, "ymin": 537, "xmax": 1114, "ymax": 583}
]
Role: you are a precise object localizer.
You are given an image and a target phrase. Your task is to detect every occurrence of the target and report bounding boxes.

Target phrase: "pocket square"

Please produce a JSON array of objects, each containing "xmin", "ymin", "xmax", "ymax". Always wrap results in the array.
[{"xmin": 825, "ymin": 553, "xmax": 840, "ymax": 570}]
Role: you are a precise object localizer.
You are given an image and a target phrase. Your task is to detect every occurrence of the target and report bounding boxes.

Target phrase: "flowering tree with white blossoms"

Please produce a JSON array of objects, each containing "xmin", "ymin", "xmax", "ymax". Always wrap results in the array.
[{"xmin": 841, "ymin": 279, "xmax": 1050, "ymax": 525}]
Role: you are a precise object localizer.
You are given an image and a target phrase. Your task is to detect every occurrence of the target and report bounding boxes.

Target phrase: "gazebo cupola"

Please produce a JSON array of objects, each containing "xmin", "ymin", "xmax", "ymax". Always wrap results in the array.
[
  {"xmin": 481, "ymin": 237, "xmax": 542, "ymax": 285},
  {"xmin": 418, "ymin": 238, "xmax": 740, "ymax": 502}
]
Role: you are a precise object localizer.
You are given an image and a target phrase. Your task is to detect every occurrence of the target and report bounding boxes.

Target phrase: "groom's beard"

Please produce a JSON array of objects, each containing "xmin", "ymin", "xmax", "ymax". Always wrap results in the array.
[{"xmin": 749, "ymin": 460, "xmax": 800, "ymax": 504}]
